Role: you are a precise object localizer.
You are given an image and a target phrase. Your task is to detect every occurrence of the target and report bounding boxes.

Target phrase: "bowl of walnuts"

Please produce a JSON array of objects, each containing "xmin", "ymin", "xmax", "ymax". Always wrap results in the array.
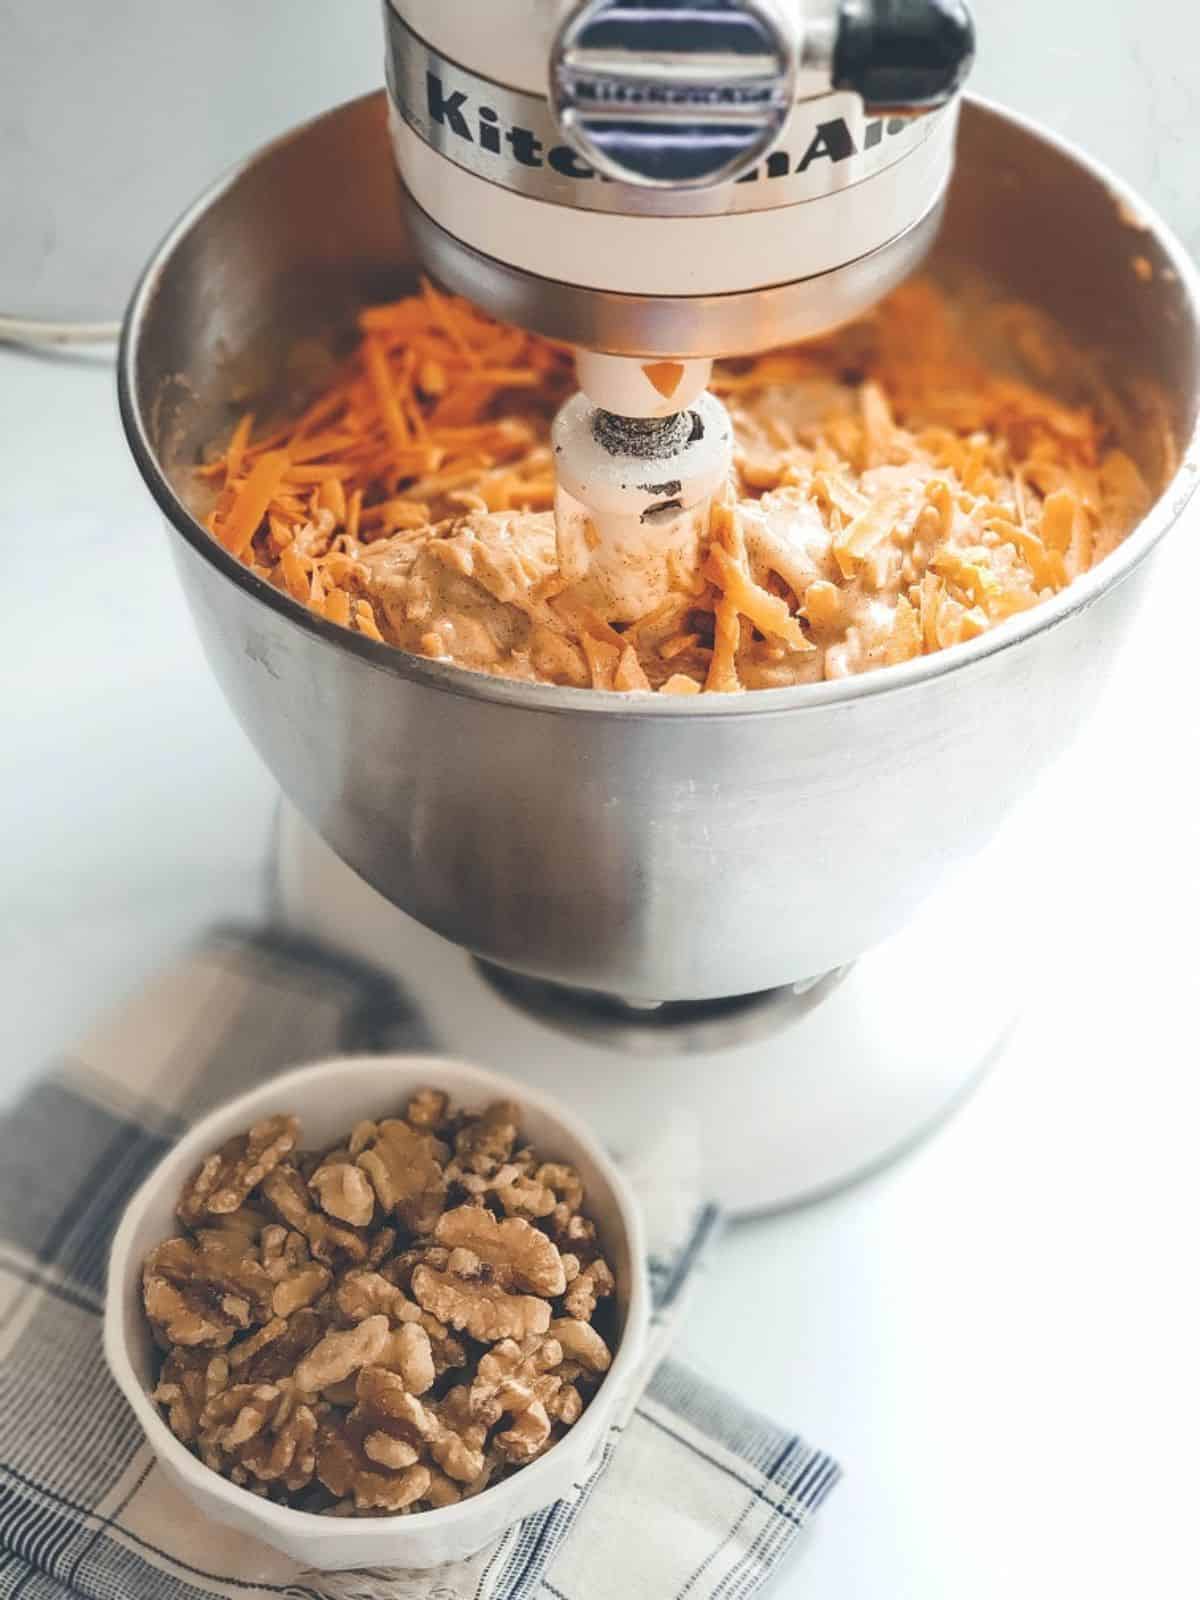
[{"xmin": 104, "ymin": 1055, "xmax": 649, "ymax": 1570}]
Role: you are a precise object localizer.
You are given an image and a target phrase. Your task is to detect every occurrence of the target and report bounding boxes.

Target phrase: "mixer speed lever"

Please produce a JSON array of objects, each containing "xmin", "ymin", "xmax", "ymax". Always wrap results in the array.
[{"xmin": 833, "ymin": 0, "xmax": 975, "ymax": 113}]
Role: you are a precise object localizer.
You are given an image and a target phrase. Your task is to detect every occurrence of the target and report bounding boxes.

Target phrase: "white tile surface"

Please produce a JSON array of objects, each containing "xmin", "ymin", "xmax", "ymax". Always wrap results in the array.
[
  {"xmin": 3, "ymin": 5, "xmax": 1200, "ymax": 1595},
  {"xmin": 0, "ymin": 343, "xmax": 276, "ymax": 1081}
]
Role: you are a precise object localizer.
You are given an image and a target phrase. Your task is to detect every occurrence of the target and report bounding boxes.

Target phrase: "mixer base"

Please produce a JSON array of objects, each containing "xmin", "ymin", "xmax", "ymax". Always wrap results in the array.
[{"xmin": 273, "ymin": 805, "xmax": 1020, "ymax": 1214}]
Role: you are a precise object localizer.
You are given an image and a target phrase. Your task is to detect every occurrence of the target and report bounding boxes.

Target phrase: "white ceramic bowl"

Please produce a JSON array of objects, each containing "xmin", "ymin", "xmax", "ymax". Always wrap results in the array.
[{"xmin": 104, "ymin": 1054, "xmax": 649, "ymax": 1571}]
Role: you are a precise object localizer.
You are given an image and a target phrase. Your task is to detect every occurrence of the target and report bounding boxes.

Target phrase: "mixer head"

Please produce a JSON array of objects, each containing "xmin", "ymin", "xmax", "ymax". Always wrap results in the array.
[
  {"xmin": 385, "ymin": 0, "xmax": 975, "ymax": 359},
  {"xmin": 385, "ymin": 0, "xmax": 974, "ymax": 613}
]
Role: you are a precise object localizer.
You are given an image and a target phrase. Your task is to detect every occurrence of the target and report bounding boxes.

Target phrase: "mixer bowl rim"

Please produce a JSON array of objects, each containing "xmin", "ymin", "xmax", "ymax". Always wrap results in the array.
[{"xmin": 120, "ymin": 90, "xmax": 1200, "ymax": 722}]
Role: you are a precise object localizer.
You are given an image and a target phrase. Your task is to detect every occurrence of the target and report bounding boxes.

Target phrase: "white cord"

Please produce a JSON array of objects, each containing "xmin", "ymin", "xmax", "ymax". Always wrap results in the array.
[{"xmin": 0, "ymin": 315, "xmax": 121, "ymax": 347}]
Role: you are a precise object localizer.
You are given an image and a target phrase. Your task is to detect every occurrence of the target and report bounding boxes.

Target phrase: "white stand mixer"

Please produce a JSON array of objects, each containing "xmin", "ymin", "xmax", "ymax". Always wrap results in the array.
[
  {"xmin": 269, "ymin": 0, "xmax": 985, "ymax": 1212},
  {"xmin": 128, "ymin": 6, "xmax": 1198, "ymax": 1219}
]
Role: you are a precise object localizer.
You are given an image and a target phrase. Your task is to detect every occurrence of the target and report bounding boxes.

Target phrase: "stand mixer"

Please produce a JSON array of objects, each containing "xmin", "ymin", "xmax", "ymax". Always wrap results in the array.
[{"xmin": 118, "ymin": 5, "xmax": 1200, "ymax": 1210}]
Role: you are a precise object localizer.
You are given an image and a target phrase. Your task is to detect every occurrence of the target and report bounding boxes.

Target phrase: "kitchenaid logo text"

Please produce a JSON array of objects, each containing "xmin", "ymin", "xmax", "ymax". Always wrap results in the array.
[
  {"xmin": 426, "ymin": 71, "xmax": 910, "ymax": 183},
  {"xmin": 570, "ymin": 78, "xmax": 776, "ymax": 109}
]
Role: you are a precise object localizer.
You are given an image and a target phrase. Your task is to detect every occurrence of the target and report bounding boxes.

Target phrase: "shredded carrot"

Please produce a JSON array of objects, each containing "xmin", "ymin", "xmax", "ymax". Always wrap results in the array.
[
  {"xmin": 614, "ymin": 644, "xmax": 652, "ymax": 692},
  {"xmin": 581, "ymin": 634, "xmax": 620, "ymax": 690},
  {"xmin": 279, "ymin": 544, "xmax": 309, "ymax": 603},
  {"xmin": 1041, "ymin": 488, "xmax": 1080, "ymax": 553},
  {"xmin": 215, "ymin": 451, "xmax": 290, "ymax": 559},
  {"xmin": 550, "ymin": 594, "xmax": 626, "ymax": 652},
  {"xmin": 318, "ymin": 476, "xmax": 346, "ymax": 524},
  {"xmin": 660, "ymin": 673, "xmax": 702, "ymax": 695},
  {"xmin": 360, "ymin": 498, "xmax": 432, "ymax": 531},
  {"xmin": 459, "ymin": 369, "xmax": 542, "ymax": 388},
  {"xmin": 343, "ymin": 489, "xmax": 364, "ymax": 544},
  {"xmin": 705, "ymin": 542, "xmax": 813, "ymax": 652},
  {"xmin": 224, "ymin": 411, "xmax": 255, "ymax": 483},
  {"xmin": 885, "ymin": 594, "xmax": 922, "ymax": 664},
  {"xmin": 364, "ymin": 337, "xmax": 411, "ymax": 454},
  {"xmin": 280, "ymin": 431, "xmax": 359, "ymax": 465},
  {"xmin": 659, "ymin": 632, "xmax": 701, "ymax": 661},
  {"xmin": 803, "ymin": 581, "xmax": 841, "ymax": 630},
  {"xmin": 194, "ymin": 275, "xmax": 1155, "ymax": 693},
  {"xmin": 418, "ymin": 357, "xmax": 447, "ymax": 397},
  {"xmin": 421, "ymin": 276, "xmax": 478, "ymax": 365},
  {"xmin": 705, "ymin": 595, "xmax": 743, "ymax": 693},
  {"xmin": 832, "ymin": 488, "xmax": 911, "ymax": 575},
  {"xmin": 284, "ymin": 464, "xmax": 347, "ymax": 485},
  {"xmin": 354, "ymin": 600, "xmax": 384, "ymax": 642}
]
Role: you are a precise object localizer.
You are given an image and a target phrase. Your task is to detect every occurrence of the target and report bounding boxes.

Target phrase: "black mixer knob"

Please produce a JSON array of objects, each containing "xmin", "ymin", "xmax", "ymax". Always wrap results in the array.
[{"xmin": 833, "ymin": 0, "xmax": 976, "ymax": 114}]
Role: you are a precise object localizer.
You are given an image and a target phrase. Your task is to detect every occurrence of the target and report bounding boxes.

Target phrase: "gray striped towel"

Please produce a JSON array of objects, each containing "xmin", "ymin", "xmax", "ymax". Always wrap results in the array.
[{"xmin": 0, "ymin": 929, "xmax": 840, "ymax": 1600}]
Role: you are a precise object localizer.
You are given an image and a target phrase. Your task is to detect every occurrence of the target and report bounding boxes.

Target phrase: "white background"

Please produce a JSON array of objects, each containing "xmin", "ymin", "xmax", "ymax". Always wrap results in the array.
[{"xmin": 2, "ymin": 2, "xmax": 1199, "ymax": 1596}]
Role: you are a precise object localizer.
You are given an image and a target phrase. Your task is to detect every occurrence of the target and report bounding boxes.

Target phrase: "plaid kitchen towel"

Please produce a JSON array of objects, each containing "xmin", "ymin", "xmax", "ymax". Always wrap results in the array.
[{"xmin": 0, "ymin": 930, "xmax": 840, "ymax": 1600}]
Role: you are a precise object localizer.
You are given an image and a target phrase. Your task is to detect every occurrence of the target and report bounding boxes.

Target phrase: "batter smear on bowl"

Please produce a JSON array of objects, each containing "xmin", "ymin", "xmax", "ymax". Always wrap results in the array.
[{"xmin": 195, "ymin": 278, "xmax": 1155, "ymax": 693}]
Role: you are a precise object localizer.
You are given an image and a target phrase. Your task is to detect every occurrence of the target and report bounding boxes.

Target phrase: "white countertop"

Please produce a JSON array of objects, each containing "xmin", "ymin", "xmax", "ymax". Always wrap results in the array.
[{"xmin": 4, "ymin": 4, "xmax": 1200, "ymax": 1595}]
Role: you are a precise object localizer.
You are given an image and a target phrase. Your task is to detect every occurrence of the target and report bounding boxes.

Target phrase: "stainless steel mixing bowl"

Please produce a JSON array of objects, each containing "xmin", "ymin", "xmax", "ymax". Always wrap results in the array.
[{"xmin": 120, "ymin": 92, "xmax": 1200, "ymax": 1002}]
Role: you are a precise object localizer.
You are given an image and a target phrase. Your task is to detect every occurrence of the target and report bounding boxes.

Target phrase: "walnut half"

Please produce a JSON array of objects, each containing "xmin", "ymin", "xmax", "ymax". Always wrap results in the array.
[{"xmin": 179, "ymin": 1116, "xmax": 299, "ymax": 1226}]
